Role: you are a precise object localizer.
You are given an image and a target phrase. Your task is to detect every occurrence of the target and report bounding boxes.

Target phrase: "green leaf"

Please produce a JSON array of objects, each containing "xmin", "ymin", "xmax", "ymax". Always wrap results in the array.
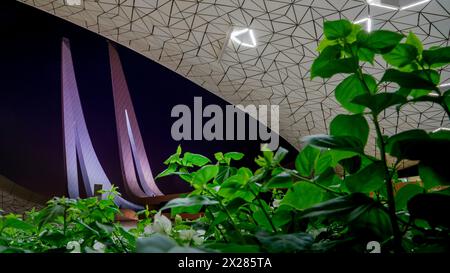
[
  {"xmin": 256, "ymin": 232, "xmax": 313, "ymax": 253},
  {"xmin": 295, "ymin": 145, "xmax": 320, "ymax": 177},
  {"xmin": 422, "ymin": 46, "xmax": 450, "ymax": 68},
  {"xmin": 155, "ymin": 163, "xmax": 177, "ymax": 179},
  {"xmin": 281, "ymin": 182, "xmax": 325, "ymax": 210},
  {"xmin": 218, "ymin": 173, "xmax": 254, "ymax": 202},
  {"xmin": 419, "ymin": 161, "xmax": 450, "ymax": 189},
  {"xmin": 349, "ymin": 204, "xmax": 393, "ymax": 240},
  {"xmin": 191, "ymin": 165, "xmax": 219, "ymax": 186},
  {"xmin": 407, "ymin": 193, "xmax": 450, "ymax": 228},
  {"xmin": 224, "ymin": 152, "xmax": 244, "ymax": 161},
  {"xmin": 385, "ymin": 129, "xmax": 429, "ymax": 159},
  {"xmin": 323, "ymin": 20, "xmax": 353, "ymax": 40},
  {"xmin": 3, "ymin": 217, "xmax": 34, "ymax": 232},
  {"xmin": 405, "ymin": 32, "xmax": 423, "ymax": 54},
  {"xmin": 272, "ymin": 205, "xmax": 293, "ymax": 228},
  {"xmin": 303, "ymin": 134, "xmax": 364, "ymax": 154},
  {"xmin": 301, "ymin": 193, "xmax": 373, "ymax": 219},
  {"xmin": 311, "ymin": 45, "xmax": 358, "ymax": 79},
  {"xmin": 382, "ymin": 44, "xmax": 418, "ymax": 67},
  {"xmin": 251, "ymin": 200, "xmax": 273, "ymax": 231},
  {"xmin": 330, "ymin": 114, "xmax": 369, "ymax": 146},
  {"xmin": 339, "ymin": 155, "xmax": 362, "ymax": 174},
  {"xmin": 358, "ymin": 47, "xmax": 375, "ymax": 64},
  {"xmin": 381, "ymin": 69, "xmax": 437, "ymax": 90},
  {"xmin": 317, "ymin": 38, "xmax": 338, "ymax": 52},
  {"xmin": 215, "ymin": 165, "xmax": 237, "ymax": 184},
  {"xmin": 358, "ymin": 30, "xmax": 404, "ymax": 53},
  {"xmin": 335, "ymin": 74, "xmax": 377, "ymax": 113},
  {"xmin": 273, "ymin": 147, "xmax": 288, "ymax": 164},
  {"xmin": 351, "ymin": 93, "xmax": 407, "ymax": 115},
  {"xmin": 395, "ymin": 184, "xmax": 424, "ymax": 211},
  {"xmin": 161, "ymin": 196, "xmax": 218, "ymax": 212},
  {"xmin": 265, "ymin": 172, "xmax": 294, "ymax": 189},
  {"xmin": 183, "ymin": 152, "xmax": 210, "ymax": 167},
  {"xmin": 345, "ymin": 161, "xmax": 385, "ymax": 193}
]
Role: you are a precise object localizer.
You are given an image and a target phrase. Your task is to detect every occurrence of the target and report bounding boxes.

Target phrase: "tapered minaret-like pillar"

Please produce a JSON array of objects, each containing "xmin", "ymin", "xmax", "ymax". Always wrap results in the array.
[
  {"xmin": 61, "ymin": 38, "xmax": 141, "ymax": 209},
  {"xmin": 108, "ymin": 43, "xmax": 163, "ymax": 198}
]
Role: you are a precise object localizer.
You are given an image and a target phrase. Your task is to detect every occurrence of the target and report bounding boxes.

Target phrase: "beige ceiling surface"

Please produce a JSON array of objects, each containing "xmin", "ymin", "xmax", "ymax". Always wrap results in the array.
[{"xmin": 18, "ymin": 0, "xmax": 450, "ymax": 152}]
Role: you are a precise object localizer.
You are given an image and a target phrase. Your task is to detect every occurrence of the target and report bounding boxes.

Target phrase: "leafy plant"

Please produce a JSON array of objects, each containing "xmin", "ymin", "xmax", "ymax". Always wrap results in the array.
[
  {"xmin": 1, "ymin": 19, "xmax": 449, "ymax": 254},
  {"xmin": 153, "ymin": 20, "xmax": 450, "ymax": 253}
]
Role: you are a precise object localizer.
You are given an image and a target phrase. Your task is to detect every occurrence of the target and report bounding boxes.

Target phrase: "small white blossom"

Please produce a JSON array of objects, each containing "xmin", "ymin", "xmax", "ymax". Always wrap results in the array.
[
  {"xmin": 92, "ymin": 240, "xmax": 106, "ymax": 253},
  {"xmin": 66, "ymin": 241, "xmax": 81, "ymax": 253},
  {"xmin": 272, "ymin": 199, "xmax": 281, "ymax": 208},
  {"xmin": 146, "ymin": 212, "xmax": 172, "ymax": 235}
]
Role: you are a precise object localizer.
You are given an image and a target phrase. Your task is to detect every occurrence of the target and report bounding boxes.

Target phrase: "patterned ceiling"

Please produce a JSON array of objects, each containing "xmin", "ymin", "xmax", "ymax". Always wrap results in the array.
[{"xmin": 18, "ymin": 0, "xmax": 450, "ymax": 154}]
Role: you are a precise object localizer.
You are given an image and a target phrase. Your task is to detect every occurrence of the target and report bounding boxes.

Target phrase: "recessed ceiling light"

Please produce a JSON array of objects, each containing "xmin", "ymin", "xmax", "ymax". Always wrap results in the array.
[
  {"xmin": 400, "ymin": 0, "xmax": 431, "ymax": 10},
  {"xmin": 65, "ymin": 0, "xmax": 82, "ymax": 6},
  {"xmin": 367, "ymin": 0, "xmax": 399, "ymax": 10},
  {"xmin": 367, "ymin": 0, "xmax": 432, "ymax": 10},
  {"xmin": 230, "ymin": 28, "xmax": 257, "ymax": 48},
  {"xmin": 354, "ymin": 17, "xmax": 372, "ymax": 32}
]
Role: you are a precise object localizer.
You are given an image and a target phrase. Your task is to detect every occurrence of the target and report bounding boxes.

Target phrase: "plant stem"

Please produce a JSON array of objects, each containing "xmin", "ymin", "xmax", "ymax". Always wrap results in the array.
[
  {"xmin": 205, "ymin": 207, "xmax": 229, "ymax": 243},
  {"xmin": 356, "ymin": 69, "xmax": 403, "ymax": 253},
  {"xmin": 248, "ymin": 188, "xmax": 277, "ymax": 233},
  {"xmin": 204, "ymin": 188, "xmax": 246, "ymax": 243}
]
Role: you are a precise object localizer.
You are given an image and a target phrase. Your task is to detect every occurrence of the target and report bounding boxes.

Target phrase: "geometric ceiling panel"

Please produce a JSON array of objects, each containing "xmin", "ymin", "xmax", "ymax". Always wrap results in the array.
[{"xmin": 18, "ymin": 0, "xmax": 450, "ymax": 153}]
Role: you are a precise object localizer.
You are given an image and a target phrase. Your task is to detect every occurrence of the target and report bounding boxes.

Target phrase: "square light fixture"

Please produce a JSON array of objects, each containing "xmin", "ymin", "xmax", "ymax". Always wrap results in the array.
[{"xmin": 230, "ymin": 28, "xmax": 257, "ymax": 48}]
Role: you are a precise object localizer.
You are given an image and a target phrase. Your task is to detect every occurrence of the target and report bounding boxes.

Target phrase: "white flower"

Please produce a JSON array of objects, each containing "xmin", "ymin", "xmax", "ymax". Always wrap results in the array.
[
  {"xmin": 178, "ymin": 229, "xmax": 205, "ymax": 245},
  {"xmin": 272, "ymin": 199, "xmax": 281, "ymax": 208},
  {"xmin": 92, "ymin": 241, "xmax": 106, "ymax": 253},
  {"xmin": 179, "ymin": 229, "xmax": 196, "ymax": 241},
  {"xmin": 66, "ymin": 241, "xmax": 81, "ymax": 253},
  {"xmin": 151, "ymin": 212, "xmax": 172, "ymax": 235}
]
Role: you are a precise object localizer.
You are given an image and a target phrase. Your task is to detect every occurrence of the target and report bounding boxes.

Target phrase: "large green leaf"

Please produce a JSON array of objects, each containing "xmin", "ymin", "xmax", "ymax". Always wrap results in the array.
[
  {"xmin": 303, "ymin": 134, "xmax": 364, "ymax": 154},
  {"xmin": 323, "ymin": 20, "xmax": 353, "ymax": 40},
  {"xmin": 301, "ymin": 193, "xmax": 373, "ymax": 219},
  {"xmin": 422, "ymin": 46, "xmax": 450, "ymax": 68},
  {"xmin": 265, "ymin": 172, "xmax": 294, "ymax": 189},
  {"xmin": 330, "ymin": 114, "xmax": 369, "ymax": 146},
  {"xmin": 382, "ymin": 44, "xmax": 418, "ymax": 67},
  {"xmin": 295, "ymin": 145, "xmax": 320, "ymax": 177},
  {"xmin": 351, "ymin": 93, "xmax": 407, "ymax": 116},
  {"xmin": 385, "ymin": 129, "xmax": 429, "ymax": 159},
  {"xmin": 218, "ymin": 173, "xmax": 255, "ymax": 202},
  {"xmin": 381, "ymin": 69, "xmax": 437, "ymax": 90},
  {"xmin": 161, "ymin": 196, "xmax": 218, "ymax": 213},
  {"xmin": 358, "ymin": 30, "xmax": 404, "ymax": 53},
  {"xmin": 395, "ymin": 184, "xmax": 424, "ymax": 211},
  {"xmin": 345, "ymin": 161, "xmax": 385, "ymax": 193},
  {"xmin": 191, "ymin": 165, "xmax": 219, "ymax": 186},
  {"xmin": 281, "ymin": 182, "xmax": 325, "ymax": 210},
  {"xmin": 183, "ymin": 152, "xmax": 210, "ymax": 167},
  {"xmin": 256, "ymin": 232, "xmax": 313, "ymax": 253},
  {"xmin": 408, "ymin": 193, "xmax": 450, "ymax": 228},
  {"xmin": 311, "ymin": 45, "xmax": 358, "ymax": 79},
  {"xmin": 405, "ymin": 32, "xmax": 423, "ymax": 53},
  {"xmin": 419, "ymin": 160, "xmax": 450, "ymax": 189},
  {"xmin": 335, "ymin": 74, "xmax": 377, "ymax": 113}
]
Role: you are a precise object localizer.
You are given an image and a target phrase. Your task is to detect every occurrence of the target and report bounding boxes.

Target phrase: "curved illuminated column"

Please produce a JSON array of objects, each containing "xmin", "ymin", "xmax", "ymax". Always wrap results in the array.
[
  {"xmin": 61, "ymin": 38, "xmax": 141, "ymax": 209},
  {"xmin": 108, "ymin": 43, "xmax": 163, "ymax": 198}
]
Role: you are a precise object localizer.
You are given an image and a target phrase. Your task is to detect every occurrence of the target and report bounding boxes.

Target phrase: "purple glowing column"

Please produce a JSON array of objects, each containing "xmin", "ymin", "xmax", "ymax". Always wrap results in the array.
[
  {"xmin": 61, "ymin": 38, "xmax": 141, "ymax": 209},
  {"xmin": 108, "ymin": 43, "xmax": 163, "ymax": 197}
]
